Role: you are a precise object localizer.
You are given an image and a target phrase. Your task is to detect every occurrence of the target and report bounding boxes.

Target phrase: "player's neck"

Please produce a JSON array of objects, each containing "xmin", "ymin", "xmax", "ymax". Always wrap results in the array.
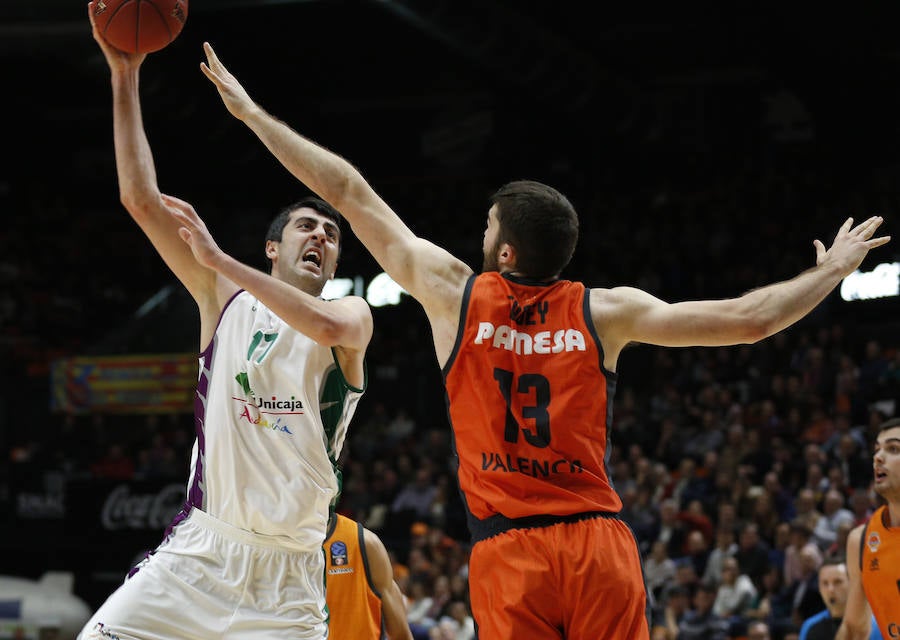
[{"xmin": 888, "ymin": 502, "xmax": 900, "ymax": 528}]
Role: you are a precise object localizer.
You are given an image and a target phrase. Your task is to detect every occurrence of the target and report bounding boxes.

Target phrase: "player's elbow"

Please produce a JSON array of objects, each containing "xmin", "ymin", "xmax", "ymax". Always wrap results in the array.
[
  {"xmin": 313, "ymin": 312, "xmax": 359, "ymax": 348},
  {"xmin": 732, "ymin": 300, "xmax": 781, "ymax": 344},
  {"xmin": 119, "ymin": 189, "xmax": 161, "ymax": 223},
  {"xmin": 740, "ymin": 317, "xmax": 772, "ymax": 344}
]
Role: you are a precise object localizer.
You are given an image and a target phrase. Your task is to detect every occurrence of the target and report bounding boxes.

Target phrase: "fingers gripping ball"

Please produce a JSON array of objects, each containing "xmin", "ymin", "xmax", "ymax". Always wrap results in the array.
[{"xmin": 91, "ymin": 0, "xmax": 188, "ymax": 54}]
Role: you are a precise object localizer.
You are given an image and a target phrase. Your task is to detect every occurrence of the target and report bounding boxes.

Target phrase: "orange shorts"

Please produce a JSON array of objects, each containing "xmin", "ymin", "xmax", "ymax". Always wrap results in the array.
[{"xmin": 468, "ymin": 516, "xmax": 649, "ymax": 639}]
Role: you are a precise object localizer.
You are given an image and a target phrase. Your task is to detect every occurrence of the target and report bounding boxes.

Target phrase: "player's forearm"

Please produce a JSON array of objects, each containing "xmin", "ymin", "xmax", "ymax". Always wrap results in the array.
[
  {"xmin": 208, "ymin": 251, "xmax": 352, "ymax": 345},
  {"xmin": 241, "ymin": 108, "xmax": 359, "ymax": 212},
  {"xmin": 836, "ymin": 624, "xmax": 868, "ymax": 640},
  {"xmin": 239, "ymin": 108, "xmax": 418, "ymax": 276},
  {"xmin": 734, "ymin": 261, "xmax": 846, "ymax": 341},
  {"xmin": 110, "ymin": 68, "xmax": 161, "ymax": 209}
]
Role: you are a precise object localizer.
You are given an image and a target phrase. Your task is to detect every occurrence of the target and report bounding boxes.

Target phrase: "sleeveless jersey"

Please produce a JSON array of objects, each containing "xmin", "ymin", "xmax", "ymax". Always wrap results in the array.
[
  {"xmin": 323, "ymin": 514, "xmax": 384, "ymax": 640},
  {"xmin": 443, "ymin": 273, "xmax": 619, "ymax": 536},
  {"xmin": 860, "ymin": 505, "xmax": 900, "ymax": 639},
  {"xmin": 180, "ymin": 291, "xmax": 364, "ymax": 551}
]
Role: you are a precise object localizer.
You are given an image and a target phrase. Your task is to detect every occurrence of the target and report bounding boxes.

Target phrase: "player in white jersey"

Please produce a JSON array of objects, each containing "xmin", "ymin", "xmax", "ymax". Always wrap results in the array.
[{"xmin": 81, "ymin": 9, "xmax": 373, "ymax": 639}]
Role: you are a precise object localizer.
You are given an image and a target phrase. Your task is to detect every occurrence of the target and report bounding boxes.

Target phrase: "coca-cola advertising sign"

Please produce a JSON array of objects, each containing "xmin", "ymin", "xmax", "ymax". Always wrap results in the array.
[
  {"xmin": 101, "ymin": 483, "xmax": 184, "ymax": 530},
  {"xmin": 65, "ymin": 479, "xmax": 185, "ymax": 533}
]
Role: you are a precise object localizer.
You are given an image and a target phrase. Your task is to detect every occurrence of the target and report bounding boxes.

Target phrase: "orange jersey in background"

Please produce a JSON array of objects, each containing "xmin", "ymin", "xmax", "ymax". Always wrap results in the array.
[
  {"xmin": 860, "ymin": 505, "xmax": 900, "ymax": 639},
  {"xmin": 324, "ymin": 514, "xmax": 384, "ymax": 640}
]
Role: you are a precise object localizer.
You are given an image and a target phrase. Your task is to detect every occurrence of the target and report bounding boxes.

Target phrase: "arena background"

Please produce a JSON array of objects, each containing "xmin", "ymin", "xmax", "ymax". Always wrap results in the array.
[{"xmin": 2, "ymin": 1, "xmax": 900, "ymax": 634}]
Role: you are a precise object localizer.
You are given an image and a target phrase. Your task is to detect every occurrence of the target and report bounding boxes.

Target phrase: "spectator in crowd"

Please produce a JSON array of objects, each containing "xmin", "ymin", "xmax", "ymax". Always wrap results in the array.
[
  {"xmin": 824, "ymin": 520, "xmax": 854, "ymax": 562},
  {"xmin": 735, "ymin": 522, "xmax": 772, "ymax": 589},
  {"xmin": 89, "ymin": 443, "xmax": 135, "ymax": 480},
  {"xmin": 679, "ymin": 529, "xmax": 712, "ymax": 582},
  {"xmin": 645, "ymin": 539, "xmax": 678, "ymax": 601},
  {"xmin": 793, "ymin": 488, "xmax": 826, "ymax": 533},
  {"xmin": 847, "ymin": 489, "xmax": 874, "ymax": 527},
  {"xmin": 428, "ymin": 601, "xmax": 475, "ymax": 640},
  {"xmin": 830, "ymin": 434, "xmax": 871, "ymax": 490},
  {"xmin": 678, "ymin": 582, "xmax": 730, "ymax": 640},
  {"xmin": 746, "ymin": 565, "xmax": 795, "ymax": 638},
  {"xmin": 654, "ymin": 498, "xmax": 689, "ymax": 558},
  {"xmin": 747, "ymin": 620, "xmax": 773, "ymax": 640},
  {"xmin": 812, "ymin": 489, "xmax": 855, "ymax": 552},
  {"xmin": 789, "ymin": 546, "xmax": 827, "ymax": 627},
  {"xmin": 769, "ymin": 521, "xmax": 793, "ymax": 574},
  {"xmin": 784, "ymin": 520, "xmax": 824, "ymax": 586},
  {"xmin": 763, "ymin": 470, "xmax": 797, "ymax": 522},
  {"xmin": 702, "ymin": 526, "xmax": 738, "ymax": 587},
  {"xmin": 712, "ymin": 556, "xmax": 758, "ymax": 624},
  {"xmin": 650, "ymin": 584, "xmax": 691, "ymax": 640},
  {"xmin": 392, "ymin": 468, "xmax": 439, "ymax": 521}
]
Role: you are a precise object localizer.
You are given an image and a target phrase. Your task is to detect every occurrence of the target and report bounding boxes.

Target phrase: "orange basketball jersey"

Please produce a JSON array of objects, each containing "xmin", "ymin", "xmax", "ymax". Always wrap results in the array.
[
  {"xmin": 444, "ymin": 273, "xmax": 621, "ymax": 539},
  {"xmin": 859, "ymin": 505, "xmax": 900, "ymax": 639},
  {"xmin": 323, "ymin": 514, "xmax": 384, "ymax": 640}
]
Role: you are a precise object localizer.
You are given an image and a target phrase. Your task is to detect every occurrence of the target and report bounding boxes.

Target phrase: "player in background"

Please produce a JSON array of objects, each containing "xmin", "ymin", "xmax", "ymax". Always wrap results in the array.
[
  {"xmin": 198, "ymin": 42, "xmax": 890, "ymax": 640},
  {"xmin": 80, "ymin": 10, "xmax": 372, "ymax": 639},
  {"xmin": 837, "ymin": 419, "xmax": 900, "ymax": 640},
  {"xmin": 324, "ymin": 513, "xmax": 414, "ymax": 640}
]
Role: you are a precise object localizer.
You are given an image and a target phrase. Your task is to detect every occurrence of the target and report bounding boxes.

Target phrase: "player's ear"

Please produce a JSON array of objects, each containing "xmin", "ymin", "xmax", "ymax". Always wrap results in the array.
[
  {"xmin": 265, "ymin": 240, "xmax": 278, "ymax": 261},
  {"xmin": 498, "ymin": 242, "xmax": 516, "ymax": 268}
]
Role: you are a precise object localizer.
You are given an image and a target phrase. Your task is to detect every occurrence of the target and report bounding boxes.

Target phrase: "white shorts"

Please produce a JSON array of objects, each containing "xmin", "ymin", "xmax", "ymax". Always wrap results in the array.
[{"xmin": 77, "ymin": 508, "xmax": 328, "ymax": 640}]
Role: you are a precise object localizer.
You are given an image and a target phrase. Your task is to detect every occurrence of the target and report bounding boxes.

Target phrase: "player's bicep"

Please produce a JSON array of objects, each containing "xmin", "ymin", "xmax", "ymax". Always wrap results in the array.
[
  {"xmin": 842, "ymin": 527, "xmax": 872, "ymax": 629},
  {"xmin": 601, "ymin": 287, "xmax": 762, "ymax": 348},
  {"xmin": 329, "ymin": 295, "xmax": 374, "ymax": 352}
]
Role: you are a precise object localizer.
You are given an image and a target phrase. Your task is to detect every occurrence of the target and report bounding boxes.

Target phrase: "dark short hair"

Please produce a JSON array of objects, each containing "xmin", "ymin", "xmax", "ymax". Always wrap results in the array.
[
  {"xmin": 819, "ymin": 555, "xmax": 847, "ymax": 571},
  {"xmin": 490, "ymin": 180, "xmax": 578, "ymax": 280},
  {"xmin": 265, "ymin": 196, "xmax": 344, "ymax": 270},
  {"xmin": 879, "ymin": 417, "xmax": 900, "ymax": 435}
]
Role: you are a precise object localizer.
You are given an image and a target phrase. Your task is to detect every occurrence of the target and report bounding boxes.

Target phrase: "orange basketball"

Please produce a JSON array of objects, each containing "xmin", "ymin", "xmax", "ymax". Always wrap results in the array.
[{"xmin": 91, "ymin": 0, "xmax": 188, "ymax": 54}]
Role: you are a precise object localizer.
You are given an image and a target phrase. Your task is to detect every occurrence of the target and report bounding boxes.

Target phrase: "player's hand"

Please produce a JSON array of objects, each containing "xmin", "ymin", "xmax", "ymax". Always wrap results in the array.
[
  {"xmin": 162, "ymin": 194, "xmax": 224, "ymax": 269},
  {"xmin": 814, "ymin": 216, "xmax": 890, "ymax": 275},
  {"xmin": 200, "ymin": 42, "xmax": 258, "ymax": 121},
  {"xmin": 87, "ymin": 2, "xmax": 146, "ymax": 71}
]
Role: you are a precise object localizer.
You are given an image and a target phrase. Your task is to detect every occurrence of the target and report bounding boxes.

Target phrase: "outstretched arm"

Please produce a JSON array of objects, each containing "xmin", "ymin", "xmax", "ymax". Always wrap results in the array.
[
  {"xmin": 836, "ymin": 524, "xmax": 873, "ymax": 640},
  {"xmin": 89, "ymin": 4, "xmax": 223, "ymax": 322},
  {"xmin": 198, "ymin": 44, "xmax": 472, "ymax": 331},
  {"xmin": 363, "ymin": 528, "xmax": 414, "ymax": 640},
  {"xmin": 594, "ymin": 217, "xmax": 890, "ymax": 367}
]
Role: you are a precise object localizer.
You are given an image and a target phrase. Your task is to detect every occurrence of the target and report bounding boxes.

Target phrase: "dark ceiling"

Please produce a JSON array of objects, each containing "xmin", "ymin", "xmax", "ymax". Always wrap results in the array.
[{"xmin": 5, "ymin": 2, "xmax": 900, "ymax": 210}]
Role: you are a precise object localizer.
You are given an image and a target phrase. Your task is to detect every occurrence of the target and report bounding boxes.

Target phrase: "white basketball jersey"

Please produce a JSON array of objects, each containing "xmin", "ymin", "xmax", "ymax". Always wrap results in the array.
[{"xmin": 184, "ymin": 290, "xmax": 364, "ymax": 550}]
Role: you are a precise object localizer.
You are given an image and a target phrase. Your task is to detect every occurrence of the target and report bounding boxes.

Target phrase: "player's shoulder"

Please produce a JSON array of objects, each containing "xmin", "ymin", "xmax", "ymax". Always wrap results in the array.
[{"xmin": 850, "ymin": 521, "xmax": 867, "ymax": 537}]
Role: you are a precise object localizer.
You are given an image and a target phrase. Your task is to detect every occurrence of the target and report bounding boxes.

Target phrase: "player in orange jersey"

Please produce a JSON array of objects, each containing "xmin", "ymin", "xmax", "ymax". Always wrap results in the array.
[
  {"xmin": 199, "ymin": 44, "xmax": 890, "ymax": 640},
  {"xmin": 323, "ymin": 513, "xmax": 414, "ymax": 640},
  {"xmin": 837, "ymin": 418, "xmax": 900, "ymax": 640}
]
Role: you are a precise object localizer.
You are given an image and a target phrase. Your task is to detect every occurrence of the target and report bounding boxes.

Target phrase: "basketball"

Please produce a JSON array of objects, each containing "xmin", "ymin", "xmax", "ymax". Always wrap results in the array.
[{"xmin": 90, "ymin": 0, "xmax": 188, "ymax": 54}]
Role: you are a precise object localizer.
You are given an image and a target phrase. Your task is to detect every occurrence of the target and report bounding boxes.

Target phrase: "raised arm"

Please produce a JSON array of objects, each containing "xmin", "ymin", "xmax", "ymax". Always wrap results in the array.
[
  {"xmin": 198, "ymin": 43, "xmax": 472, "ymax": 324},
  {"xmin": 89, "ymin": 6, "xmax": 223, "ymax": 321},
  {"xmin": 836, "ymin": 524, "xmax": 873, "ymax": 640},
  {"xmin": 362, "ymin": 527, "xmax": 414, "ymax": 640},
  {"xmin": 594, "ymin": 217, "xmax": 890, "ymax": 368}
]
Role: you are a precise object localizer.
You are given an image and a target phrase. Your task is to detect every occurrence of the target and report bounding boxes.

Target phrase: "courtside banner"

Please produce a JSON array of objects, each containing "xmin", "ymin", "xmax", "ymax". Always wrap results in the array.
[{"xmin": 50, "ymin": 354, "xmax": 197, "ymax": 414}]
